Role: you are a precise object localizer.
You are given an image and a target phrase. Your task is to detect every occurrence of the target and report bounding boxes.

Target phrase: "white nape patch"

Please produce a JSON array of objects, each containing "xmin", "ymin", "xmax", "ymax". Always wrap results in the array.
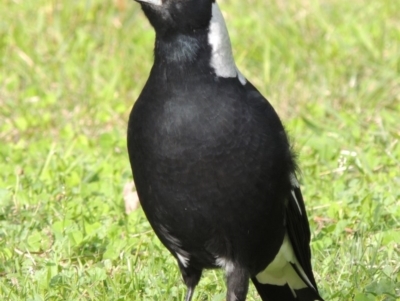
[
  {"xmin": 256, "ymin": 234, "xmax": 315, "ymax": 295},
  {"xmin": 177, "ymin": 252, "xmax": 190, "ymax": 268},
  {"xmin": 208, "ymin": 3, "xmax": 247, "ymax": 85},
  {"xmin": 289, "ymin": 173, "xmax": 300, "ymax": 188},
  {"xmin": 216, "ymin": 257, "xmax": 235, "ymax": 275}
]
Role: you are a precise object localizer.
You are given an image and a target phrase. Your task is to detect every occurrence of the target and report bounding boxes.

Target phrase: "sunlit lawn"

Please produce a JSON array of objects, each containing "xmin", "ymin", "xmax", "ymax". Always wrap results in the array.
[{"xmin": 0, "ymin": 0, "xmax": 399, "ymax": 300}]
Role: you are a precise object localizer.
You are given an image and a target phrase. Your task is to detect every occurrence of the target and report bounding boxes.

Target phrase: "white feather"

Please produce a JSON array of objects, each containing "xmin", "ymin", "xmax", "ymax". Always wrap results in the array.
[
  {"xmin": 177, "ymin": 252, "xmax": 190, "ymax": 268},
  {"xmin": 140, "ymin": 0, "xmax": 162, "ymax": 6},
  {"xmin": 255, "ymin": 234, "xmax": 316, "ymax": 295},
  {"xmin": 289, "ymin": 173, "xmax": 300, "ymax": 188},
  {"xmin": 159, "ymin": 225, "xmax": 191, "ymax": 268},
  {"xmin": 291, "ymin": 189, "xmax": 302, "ymax": 215},
  {"xmin": 289, "ymin": 173, "xmax": 303, "ymax": 215},
  {"xmin": 216, "ymin": 257, "xmax": 235, "ymax": 275}
]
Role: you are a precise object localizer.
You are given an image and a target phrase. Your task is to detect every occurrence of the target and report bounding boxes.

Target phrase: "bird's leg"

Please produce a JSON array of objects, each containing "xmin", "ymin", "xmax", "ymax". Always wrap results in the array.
[
  {"xmin": 184, "ymin": 286, "xmax": 195, "ymax": 301},
  {"xmin": 226, "ymin": 266, "xmax": 249, "ymax": 301},
  {"xmin": 178, "ymin": 262, "xmax": 202, "ymax": 301}
]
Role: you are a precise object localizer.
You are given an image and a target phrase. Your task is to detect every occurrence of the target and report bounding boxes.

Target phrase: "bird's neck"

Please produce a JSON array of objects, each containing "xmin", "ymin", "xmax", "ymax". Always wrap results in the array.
[
  {"xmin": 152, "ymin": 3, "xmax": 240, "ymax": 81},
  {"xmin": 154, "ymin": 30, "xmax": 209, "ymax": 66}
]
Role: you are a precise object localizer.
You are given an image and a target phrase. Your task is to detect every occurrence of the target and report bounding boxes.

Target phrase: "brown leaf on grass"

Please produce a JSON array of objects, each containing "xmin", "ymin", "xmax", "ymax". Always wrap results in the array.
[
  {"xmin": 114, "ymin": 0, "xmax": 127, "ymax": 11},
  {"xmin": 123, "ymin": 181, "xmax": 140, "ymax": 214},
  {"xmin": 313, "ymin": 216, "xmax": 336, "ymax": 231},
  {"xmin": 344, "ymin": 228, "xmax": 355, "ymax": 234}
]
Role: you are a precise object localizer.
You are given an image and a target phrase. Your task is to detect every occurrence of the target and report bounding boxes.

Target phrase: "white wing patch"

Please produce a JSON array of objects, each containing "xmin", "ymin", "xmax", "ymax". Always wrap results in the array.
[
  {"xmin": 256, "ymin": 234, "xmax": 316, "ymax": 296},
  {"xmin": 208, "ymin": 3, "xmax": 247, "ymax": 85}
]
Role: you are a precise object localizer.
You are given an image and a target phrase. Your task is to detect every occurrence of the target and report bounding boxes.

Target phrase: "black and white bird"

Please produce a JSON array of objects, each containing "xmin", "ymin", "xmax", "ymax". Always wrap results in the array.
[{"xmin": 127, "ymin": 0, "xmax": 325, "ymax": 300}]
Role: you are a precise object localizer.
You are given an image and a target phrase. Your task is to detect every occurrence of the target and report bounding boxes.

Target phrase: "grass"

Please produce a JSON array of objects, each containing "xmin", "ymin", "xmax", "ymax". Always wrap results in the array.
[{"xmin": 0, "ymin": 0, "xmax": 399, "ymax": 300}]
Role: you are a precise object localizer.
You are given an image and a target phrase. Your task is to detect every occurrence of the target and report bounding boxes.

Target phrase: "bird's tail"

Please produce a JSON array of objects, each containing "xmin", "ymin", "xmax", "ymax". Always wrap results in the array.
[
  {"xmin": 250, "ymin": 233, "xmax": 324, "ymax": 301},
  {"xmin": 251, "ymin": 279, "xmax": 324, "ymax": 301}
]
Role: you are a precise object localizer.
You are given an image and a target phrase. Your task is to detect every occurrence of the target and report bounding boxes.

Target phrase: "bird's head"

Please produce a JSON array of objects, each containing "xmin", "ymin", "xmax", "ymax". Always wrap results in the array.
[
  {"xmin": 134, "ymin": 0, "xmax": 242, "ymax": 80},
  {"xmin": 134, "ymin": 0, "xmax": 214, "ymax": 36}
]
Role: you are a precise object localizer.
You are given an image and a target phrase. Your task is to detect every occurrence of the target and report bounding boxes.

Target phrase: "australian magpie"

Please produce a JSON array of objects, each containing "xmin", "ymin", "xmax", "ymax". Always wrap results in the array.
[{"xmin": 127, "ymin": 0, "xmax": 325, "ymax": 300}]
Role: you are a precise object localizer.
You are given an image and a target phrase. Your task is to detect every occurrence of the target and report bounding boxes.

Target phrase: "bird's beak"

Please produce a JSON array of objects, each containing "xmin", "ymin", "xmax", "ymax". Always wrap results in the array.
[{"xmin": 135, "ymin": 0, "xmax": 163, "ymax": 6}]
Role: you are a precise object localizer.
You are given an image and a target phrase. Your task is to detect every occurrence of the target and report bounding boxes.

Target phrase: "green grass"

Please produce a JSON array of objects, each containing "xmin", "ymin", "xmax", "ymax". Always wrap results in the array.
[{"xmin": 0, "ymin": 0, "xmax": 399, "ymax": 300}]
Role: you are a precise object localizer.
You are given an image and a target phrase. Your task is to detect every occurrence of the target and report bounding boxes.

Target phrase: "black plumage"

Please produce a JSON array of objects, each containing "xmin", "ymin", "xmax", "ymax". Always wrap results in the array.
[{"xmin": 127, "ymin": 0, "xmax": 325, "ymax": 300}]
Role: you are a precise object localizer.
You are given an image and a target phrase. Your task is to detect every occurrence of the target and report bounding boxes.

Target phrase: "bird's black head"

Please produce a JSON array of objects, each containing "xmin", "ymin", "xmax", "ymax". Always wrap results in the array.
[{"xmin": 135, "ymin": 0, "xmax": 215, "ymax": 36}]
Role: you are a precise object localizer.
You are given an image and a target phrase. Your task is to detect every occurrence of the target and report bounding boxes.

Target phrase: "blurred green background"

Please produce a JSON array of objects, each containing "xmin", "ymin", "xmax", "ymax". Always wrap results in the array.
[{"xmin": 0, "ymin": 0, "xmax": 399, "ymax": 300}]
